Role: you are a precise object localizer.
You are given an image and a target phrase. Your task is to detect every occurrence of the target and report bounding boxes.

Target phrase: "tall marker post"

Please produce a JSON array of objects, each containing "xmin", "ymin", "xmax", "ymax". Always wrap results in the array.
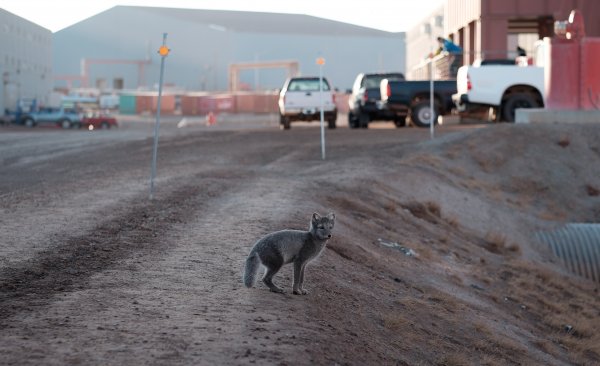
[
  {"xmin": 429, "ymin": 21, "xmax": 435, "ymax": 140},
  {"xmin": 430, "ymin": 57, "xmax": 434, "ymax": 139},
  {"xmin": 317, "ymin": 56, "xmax": 326, "ymax": 160},
  {"xmin": 149, "ymin": 33, "xmax": 170, "ymax": 200}
]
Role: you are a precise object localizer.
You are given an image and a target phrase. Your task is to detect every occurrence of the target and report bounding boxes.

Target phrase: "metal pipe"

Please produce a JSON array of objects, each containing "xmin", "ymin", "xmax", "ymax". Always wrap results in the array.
[{"xmin": 536, "ymin": 223, "xmax": 600, "ymax": 282}]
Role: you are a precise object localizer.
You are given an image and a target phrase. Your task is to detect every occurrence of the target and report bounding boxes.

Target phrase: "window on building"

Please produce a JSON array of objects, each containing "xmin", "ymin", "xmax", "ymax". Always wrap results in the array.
[
  {"xmin": 96, "ymin": 78, "xmax": 107, "ymax": 90},
  {"xmin": 507, "ymin": 16, "xmax": 554, "ymax": 58},
  {"xmin": 507, "ymin": 33, "xmax": 538, "ymax": 58},
  {"xmin": 113, "ymin": 78, "xmax": 124, "ymax": 90}
]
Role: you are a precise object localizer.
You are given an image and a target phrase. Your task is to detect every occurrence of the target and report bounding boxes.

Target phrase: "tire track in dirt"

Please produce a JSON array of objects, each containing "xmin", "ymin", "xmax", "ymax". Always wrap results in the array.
[
  {"xmin": 0, "ymin": 128, "xmax": 303, "ymax": 322},
  {"xmin": 0, "ymin": 175, "xmax": 237, "ymax": 325}
]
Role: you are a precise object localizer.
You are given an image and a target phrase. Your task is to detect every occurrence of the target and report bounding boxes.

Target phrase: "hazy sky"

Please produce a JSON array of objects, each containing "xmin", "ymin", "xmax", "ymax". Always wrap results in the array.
[{"xmin": 0, "ymin": 0, "xmax": 445, "ymax": 33}]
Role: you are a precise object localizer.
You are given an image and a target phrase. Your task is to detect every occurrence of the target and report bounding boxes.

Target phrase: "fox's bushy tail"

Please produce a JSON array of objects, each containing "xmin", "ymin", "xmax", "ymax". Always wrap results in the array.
[{"xmin": 243, "ymin": 252, "xmax": 260, "ymax": 288}]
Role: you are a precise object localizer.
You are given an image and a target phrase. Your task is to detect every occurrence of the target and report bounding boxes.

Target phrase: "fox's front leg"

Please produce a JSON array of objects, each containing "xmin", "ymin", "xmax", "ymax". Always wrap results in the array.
[
  {"xmin": 292, "ymin": 262, "xmax": 303, "ymax": 295},
  {"xmin": 293, "ymin": 262, "xmax": 308, "ymax": 295},
  {"xmin": 298, "ymin": 263, "xmax": 309, "ymax": 294}
]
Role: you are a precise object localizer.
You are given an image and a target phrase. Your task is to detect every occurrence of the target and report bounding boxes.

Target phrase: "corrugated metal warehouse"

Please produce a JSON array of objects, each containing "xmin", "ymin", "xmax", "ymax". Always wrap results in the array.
[
  {"xmin": 0, "ymin": 8, "xmax": 53, "ymax": 114},
  {"xmin": 52, "ymin": 6, "xmax": 406, "ymax": 93}
]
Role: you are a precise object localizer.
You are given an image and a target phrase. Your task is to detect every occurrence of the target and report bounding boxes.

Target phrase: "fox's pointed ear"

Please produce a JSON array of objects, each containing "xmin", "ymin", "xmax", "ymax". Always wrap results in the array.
[
  {"xmin": 312, "ymin": 212, "xmax": 321, "ymax": 221},
  {"xmin": 327, "ymin": 212, "xmax": 336, "ymax": 221}
]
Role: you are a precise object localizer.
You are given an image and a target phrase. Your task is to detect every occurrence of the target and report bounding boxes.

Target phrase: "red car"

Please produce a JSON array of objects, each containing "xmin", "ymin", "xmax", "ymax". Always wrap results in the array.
[{"xmin": 80, "ymin": 111, "xmax": 118, "ymax": 130}]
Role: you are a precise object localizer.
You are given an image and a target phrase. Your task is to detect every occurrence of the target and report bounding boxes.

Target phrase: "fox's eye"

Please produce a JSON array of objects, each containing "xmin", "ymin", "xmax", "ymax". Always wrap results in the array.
[{"xmin": 318, "ymin": 226, "xmax": 324, "ymax": 229}]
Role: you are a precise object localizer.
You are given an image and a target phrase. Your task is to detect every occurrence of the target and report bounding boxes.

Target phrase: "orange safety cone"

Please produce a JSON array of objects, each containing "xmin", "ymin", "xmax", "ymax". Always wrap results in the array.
[{"xmin": 206, "ymin": 111, "xmax": 217, "ymax": 126}]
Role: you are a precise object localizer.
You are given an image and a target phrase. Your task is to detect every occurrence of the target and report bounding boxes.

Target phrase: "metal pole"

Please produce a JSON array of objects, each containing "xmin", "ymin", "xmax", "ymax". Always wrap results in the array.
[
  {"xmin": 150, "ymin": 33, "xmax": 168, "ymax": 200},
  {"xmin": 430, "ymin": 27, "xmax": 435, "ymax": 140},
  {"xmin": 319, "ymin": 61, "xmax": 325, "ymax": 160}
]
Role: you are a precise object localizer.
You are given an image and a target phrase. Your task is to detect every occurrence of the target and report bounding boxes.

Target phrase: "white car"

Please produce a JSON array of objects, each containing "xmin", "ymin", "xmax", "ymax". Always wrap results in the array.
[{"xmin": 278, "ymin": 77, "xmax": 337, "ymax": 130}]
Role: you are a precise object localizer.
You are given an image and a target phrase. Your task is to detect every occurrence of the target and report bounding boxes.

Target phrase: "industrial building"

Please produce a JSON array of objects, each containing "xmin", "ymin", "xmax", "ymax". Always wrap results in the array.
[
  {"xmin": 0, "ymin": 8, "xmax": 53, "ymax": 116},
  {"xmin": 406, "ymin": 0, "xmax": 600, "ymax": 79},
  {"xmin": 53, "ymin": 6, "xmax": 406, "ymax": 93}
]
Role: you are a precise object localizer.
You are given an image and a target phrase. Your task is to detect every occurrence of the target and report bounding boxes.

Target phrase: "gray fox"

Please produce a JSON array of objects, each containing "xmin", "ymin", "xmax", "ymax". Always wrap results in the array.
[{"xmin": 243, "ymin": 212, "xmax": 335, "ymax": 295}]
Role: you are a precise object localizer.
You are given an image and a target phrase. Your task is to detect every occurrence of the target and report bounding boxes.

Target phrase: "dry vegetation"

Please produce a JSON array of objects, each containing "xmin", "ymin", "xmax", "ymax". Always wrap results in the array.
[{"xmin": 341, "ymin": 122, "xmax": 600, "ymax": 364}]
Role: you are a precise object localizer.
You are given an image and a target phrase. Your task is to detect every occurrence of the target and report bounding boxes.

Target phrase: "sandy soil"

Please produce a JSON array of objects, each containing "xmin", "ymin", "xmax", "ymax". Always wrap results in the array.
[{"xmin": 1, "ymin": 118, "xmax": 599, "ymax": 365}]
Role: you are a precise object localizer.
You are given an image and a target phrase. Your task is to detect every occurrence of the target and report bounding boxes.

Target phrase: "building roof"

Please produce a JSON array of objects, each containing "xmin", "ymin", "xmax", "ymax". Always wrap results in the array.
[
  {"xmin": 0, "ymin": 7, "xmax": 51, "ymax": 32},
  {"xmin": 52, "ymin": 5, "xmax": 406, "ymax": 91},
  {"xmin": 87, "ymin": 6, "xmax": 403, "ymax": 38}
]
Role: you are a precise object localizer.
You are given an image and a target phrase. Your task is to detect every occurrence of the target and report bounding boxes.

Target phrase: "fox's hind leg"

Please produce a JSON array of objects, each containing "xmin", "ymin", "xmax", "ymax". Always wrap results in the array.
[{"xmin": 262, "ymin": 261, "xmax": 284, "ymax": 293}]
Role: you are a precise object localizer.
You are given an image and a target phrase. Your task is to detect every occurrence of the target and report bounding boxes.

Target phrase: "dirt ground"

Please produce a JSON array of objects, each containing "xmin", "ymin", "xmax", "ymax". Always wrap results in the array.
[{"xmin": 1, "ymin": 117, "xmax": 599, "ymax": 365}]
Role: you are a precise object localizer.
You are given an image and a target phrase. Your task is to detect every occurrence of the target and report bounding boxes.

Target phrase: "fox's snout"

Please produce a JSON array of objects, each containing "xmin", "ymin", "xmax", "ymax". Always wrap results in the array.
[{"xmin": 327, "ymin": 234, "xmax": 332, "ymax": 238}]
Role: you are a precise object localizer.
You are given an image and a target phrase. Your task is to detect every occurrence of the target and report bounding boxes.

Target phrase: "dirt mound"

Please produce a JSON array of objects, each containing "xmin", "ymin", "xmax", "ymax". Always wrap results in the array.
[
  {"xmin": 418, "ymin": 123, "xmax": 600, "ymax": 224},
  {"xmin": 312, "ymin": 123, "xmax": 600, "ymax": 364}
]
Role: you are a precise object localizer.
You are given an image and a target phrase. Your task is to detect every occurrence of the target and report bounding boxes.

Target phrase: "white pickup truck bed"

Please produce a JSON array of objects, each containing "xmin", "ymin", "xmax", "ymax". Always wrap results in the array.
[{"xmin": 452, "ymin": 63, "xmax": 545, "ymax": 122}]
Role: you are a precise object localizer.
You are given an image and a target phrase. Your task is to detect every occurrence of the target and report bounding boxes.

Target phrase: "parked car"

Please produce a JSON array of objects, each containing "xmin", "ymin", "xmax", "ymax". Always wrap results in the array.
[
  {"xmin": 348, "ymin": 72, "xmax": 405, "ymax": 128},
  {"xmin": 379, "ymin": 79, "xmax": 457, "ymax": 127},
  {"xmin": 80, "ymin": 111, "xmax": 118, "ymax": 130},
  {"xmin": 19, "ymin": 106, "xmax": 82, "ymax": 129},
  {"xmin": 0, "ymin": 114, "xmax": 15, "ymax": 125},
  {"xmin": 278, "ymin": 77, "xmax": 337, "ymax": 130},
  {"xmin": 452, "ymin": 60, "xmax": 545, "ymax": 122}
]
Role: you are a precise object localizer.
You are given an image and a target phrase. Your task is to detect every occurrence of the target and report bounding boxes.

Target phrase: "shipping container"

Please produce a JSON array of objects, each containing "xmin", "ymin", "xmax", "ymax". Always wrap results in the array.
[
  {"xmin": 181, "ymin": 92, "xmax": 280, "ymax": 115},
  {"xmin": 119, "ymin": 94, "xmax": 137, "ymax": 115},
  {"xmin": 136, "ymin": 95, "xmax": 153, "ymax": 114},
  {"xmin": 211, "ymin": 95, "xmax": 235, "ymax": 113},
  {"xmin": 152, "ymin": 94, "xmax": 176, "ymax": 114},
  {"xmin": 181, "ymin": 95, "xmax": 196, "ymax": 115},
  {"xmin": 234, "ymin": 93, "xmax": 254, "ymax": 113}
]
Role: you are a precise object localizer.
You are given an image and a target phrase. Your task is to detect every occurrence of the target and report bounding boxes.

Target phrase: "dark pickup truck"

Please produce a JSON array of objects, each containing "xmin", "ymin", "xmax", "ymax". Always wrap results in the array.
[
  {"xmin": 348, "ymin": 72, "xmax": 405, "ymax": 128},
  {"xmin": 380, "ymin": 79, "xmax": 457, "ymax": 127}
]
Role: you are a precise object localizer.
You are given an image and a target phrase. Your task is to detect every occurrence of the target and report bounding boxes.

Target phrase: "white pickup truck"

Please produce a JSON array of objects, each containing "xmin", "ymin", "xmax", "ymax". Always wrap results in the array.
[
  {"xmin": 452, "ymin": 60, "xmax": 545, "ymax": 122},
  {"xmin": 278, "ymin": 77, "xmax": 337, "ymax": 130}
]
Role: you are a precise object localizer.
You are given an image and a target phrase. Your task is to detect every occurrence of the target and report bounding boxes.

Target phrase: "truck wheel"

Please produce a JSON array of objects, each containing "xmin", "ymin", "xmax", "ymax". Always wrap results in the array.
[
  {"xmin": 328, "ymin": 118, "xmax": 337, "ymax": 129},
  {"xmin": 394, "ymin": 116, "xmax": 406, "ymax": 128},
  {"xmin": 60, "ymin": 119, "xmax": 72, "ymax": 129},
  {"xmin": 280, "ymin": 116, "xmax": 291, "ymax": 130},
  {"xmin": 348, "ymin": 112, "xmax": 359, "ymax": 129},
  {"xmin": 501, "ymin": 93, "xmax": 538, "ymax": 123},
  {"xmin": 358, "ymin": 113, "xmax": 369, "ymax": 128},
  {"xmin": 101, "ymin": 122, "xmax": 110, "ymax": 129},
  {"xmin": 410, "ymin": 101, "xmax": 439, "ymax": 128},
  {"xmin": 23, "ymin": 118, "xmax": 35, "ymax": 128}
]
